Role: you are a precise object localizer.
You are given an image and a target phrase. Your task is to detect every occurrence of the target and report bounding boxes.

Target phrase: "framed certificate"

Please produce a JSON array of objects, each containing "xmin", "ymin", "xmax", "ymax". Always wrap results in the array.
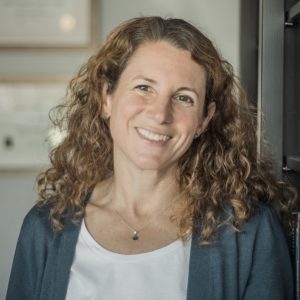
[
  {"xmin": 0, "ymin": 0, "xmax": 93, "ymax": 48},
  {"xmin": 0, "ymin": 82, "xmax": 67, "ymax": 171}
]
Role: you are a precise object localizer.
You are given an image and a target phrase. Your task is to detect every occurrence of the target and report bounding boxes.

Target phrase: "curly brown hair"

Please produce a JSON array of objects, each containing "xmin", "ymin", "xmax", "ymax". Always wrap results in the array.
[{"xmin": 37, "ymin": 16, "xmax": 296, "ymax": 244}]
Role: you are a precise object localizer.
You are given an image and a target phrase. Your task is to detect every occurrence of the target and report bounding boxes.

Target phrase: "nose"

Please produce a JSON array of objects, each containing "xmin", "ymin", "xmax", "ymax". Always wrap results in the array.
[{"xmin": 146, "ymin": 96, "xmax": 173, "ymax": 124}]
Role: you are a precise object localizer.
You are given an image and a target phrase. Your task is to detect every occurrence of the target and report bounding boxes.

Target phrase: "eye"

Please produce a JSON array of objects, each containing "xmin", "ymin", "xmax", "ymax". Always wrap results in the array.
[
  {"xmin": 135, "ymin": 85, "xmax": 150, "ymax": 92},
  {"xmin": 174, "ymin": 95, "xmax": 194, "ymax": 104}
]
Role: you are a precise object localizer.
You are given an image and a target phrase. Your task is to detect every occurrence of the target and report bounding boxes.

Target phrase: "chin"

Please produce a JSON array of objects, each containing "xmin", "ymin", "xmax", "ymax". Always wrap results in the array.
[
  {"xmin": 134, "ymin": 160, "xmax": 164, "ymax": 171},
  {"xmin": 132, "ymin": 156, "xmax": 175, "ymax": 172}
]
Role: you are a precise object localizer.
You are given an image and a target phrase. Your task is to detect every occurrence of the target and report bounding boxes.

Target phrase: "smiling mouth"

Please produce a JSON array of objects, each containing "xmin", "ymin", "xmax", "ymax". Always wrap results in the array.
[{"xmin": 136, "ymin": 127, "xmax": 172, "ymax": 142}]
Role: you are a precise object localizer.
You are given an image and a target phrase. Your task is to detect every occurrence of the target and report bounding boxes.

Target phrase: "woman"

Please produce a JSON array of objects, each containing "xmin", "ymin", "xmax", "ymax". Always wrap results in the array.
[{"xmin": 7, "ymin": 17, "xmax": 296, "ymax": 300}]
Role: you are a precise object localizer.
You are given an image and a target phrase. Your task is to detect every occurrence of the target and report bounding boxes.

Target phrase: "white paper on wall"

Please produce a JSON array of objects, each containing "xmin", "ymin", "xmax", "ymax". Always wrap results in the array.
[{"xmin": 0, "ymin": 83, "xmax": 67, "ymax": 170}]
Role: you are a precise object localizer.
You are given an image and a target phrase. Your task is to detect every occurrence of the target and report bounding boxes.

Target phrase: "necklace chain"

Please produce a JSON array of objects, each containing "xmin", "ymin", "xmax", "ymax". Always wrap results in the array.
[{"xmin": 113, "ymin": 203, "xmax": 173, "ymax": 241}]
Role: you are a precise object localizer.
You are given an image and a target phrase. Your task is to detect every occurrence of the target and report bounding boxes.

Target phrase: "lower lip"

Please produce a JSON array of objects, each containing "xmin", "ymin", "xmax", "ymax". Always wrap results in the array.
[{"xmin": 135, "ymin": 128, "xmax": 170, "ymax": 145}]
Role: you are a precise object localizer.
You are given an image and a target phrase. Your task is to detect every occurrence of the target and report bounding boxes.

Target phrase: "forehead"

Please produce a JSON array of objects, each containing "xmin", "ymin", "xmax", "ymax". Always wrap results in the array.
[{"xmin": 120, "ymin": 41, "xmax": 207, "ymax": 87}]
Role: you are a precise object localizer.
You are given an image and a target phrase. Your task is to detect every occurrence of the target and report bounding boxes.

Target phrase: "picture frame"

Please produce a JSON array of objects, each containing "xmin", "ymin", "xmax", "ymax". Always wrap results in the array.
[
  {"xmin": 0, "ymin": 81, "xmax": 68, "ymax": 171},
  {"xmin": 0, "ymin": 0, "xmax": 94, "ymax": 49}
]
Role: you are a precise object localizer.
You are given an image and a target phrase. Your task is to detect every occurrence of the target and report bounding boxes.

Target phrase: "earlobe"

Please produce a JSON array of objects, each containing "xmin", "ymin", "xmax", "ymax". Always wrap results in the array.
[
  {"xmin": 206, "ymin": 101, "xmax": 216, "ymax": 121},
  {"xmin": 101, "ymin": 81, "xmax": 112, "ymax": 118},
  {"xmin": 196, "ymin": 101, "xmax": 216, "ymax": 137}
]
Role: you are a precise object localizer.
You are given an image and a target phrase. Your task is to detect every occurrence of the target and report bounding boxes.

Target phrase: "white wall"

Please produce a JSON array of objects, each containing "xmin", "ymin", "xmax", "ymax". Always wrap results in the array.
[
  {"xmin": 0, "ymin": 0, "xmax": 241, "ymax": 297},
  {"xmin": 98, "ymin": 0, "xmax": 241, "ymax": 73}
]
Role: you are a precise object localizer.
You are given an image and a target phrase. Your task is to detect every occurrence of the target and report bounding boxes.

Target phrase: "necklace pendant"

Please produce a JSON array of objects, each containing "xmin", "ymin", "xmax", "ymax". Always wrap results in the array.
[{"xmin": 132, "ymin": 231, "xmax": 139, "ymax": 240}]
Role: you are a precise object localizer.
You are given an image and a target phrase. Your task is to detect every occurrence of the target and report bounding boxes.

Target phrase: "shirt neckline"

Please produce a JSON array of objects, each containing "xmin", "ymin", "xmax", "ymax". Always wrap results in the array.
[{"xmin": 81, "ymin": 218, "xmax": 190, "ymax": 262}]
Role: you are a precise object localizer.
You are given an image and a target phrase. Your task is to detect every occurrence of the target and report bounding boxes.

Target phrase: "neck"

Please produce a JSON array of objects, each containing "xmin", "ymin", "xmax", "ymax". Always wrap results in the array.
[{"xmin": 107, "ymin": 157, "xmax": 180, "ymax": 217}]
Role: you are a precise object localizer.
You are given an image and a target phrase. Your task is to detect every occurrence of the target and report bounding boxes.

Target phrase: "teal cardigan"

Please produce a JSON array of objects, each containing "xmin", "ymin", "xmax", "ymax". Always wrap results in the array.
[{"xmin": 7, "ymin": 204, "xmax": 294, "ymax": 300}]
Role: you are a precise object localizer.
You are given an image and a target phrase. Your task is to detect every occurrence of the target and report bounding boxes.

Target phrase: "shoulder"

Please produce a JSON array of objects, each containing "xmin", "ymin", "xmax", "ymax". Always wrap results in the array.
[
  {"xmin": 215, "ymin": 204, "xmax": 288, "ymax": 254},
  {"xmin": 20, "ymin": 203, "xmax": 83, "ymax": 246},
  {"xmin": 250, "ymin": 203, "xmax": 279, "ymax": 223},
  {"xmin": 240, "ymin": 204, "xmax": 284, "ymax": 237},
  {"xmin": 23, "ymin": 204, "xmax": 50, "ymax": 225},
  {"xmin": 244, "ymin": 204, "xmax": 289, "ymax": 251},
  {"xmin": 22, "ymin": 203, "xmax": 79, "ymax": 233},
  {"xmin": 189, "ymin": 204, "xmax": 293, "ymax": 299},
  {"xmin": 22, "ymin": 205, "xmax": 52, "ymax": 231},
  {"xmin": 237, "ymin": 206, "xmax": 293, "ymax": 298},
  {"xmin": 222, "ymin": 204, "xmax": 290, "ymax": 266},
  {"xmin": 17, "ymin": 205, "xmax": 56, "ymax": 248},
  {"xmin": 15, "ymin": 204, "xmax": 80, "ymax": 264}
]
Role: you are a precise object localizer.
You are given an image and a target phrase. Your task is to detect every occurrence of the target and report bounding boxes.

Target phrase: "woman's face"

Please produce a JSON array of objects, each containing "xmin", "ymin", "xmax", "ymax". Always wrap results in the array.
[{"xmin": 103, "ymin": 41, "xmax": 215, "ymax": 171}]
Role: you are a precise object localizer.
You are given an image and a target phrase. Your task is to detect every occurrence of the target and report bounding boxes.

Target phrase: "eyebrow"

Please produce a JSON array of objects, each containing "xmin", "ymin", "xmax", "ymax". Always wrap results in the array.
[
  {"xmin": 132, "ymin": 76, "xmax": 157, "ymax": 84},
  {"xmin": 132, "ymin": 75, "xmax": 200, "ymax": 97},
  {"xmin": 176, "ymin": 87, "xmax": 200, "ymax": 98}
]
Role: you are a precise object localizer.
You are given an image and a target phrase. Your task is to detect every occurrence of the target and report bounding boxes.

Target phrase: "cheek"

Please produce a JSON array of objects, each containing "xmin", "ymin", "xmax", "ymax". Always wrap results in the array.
[
  {"xmin": 121, "ymin": 101, "xmax": 143, "ymax": 119},
  {"xmin": 177, "ymin": 111, "xmax": 200, "ymax": 134},
  {"xmin": 109, "ymin": 98, "xmax": 143, "ymax": 135},
  {"xmin": 113, "ymin": 93, "xmax": 144, "ymax": 116}
]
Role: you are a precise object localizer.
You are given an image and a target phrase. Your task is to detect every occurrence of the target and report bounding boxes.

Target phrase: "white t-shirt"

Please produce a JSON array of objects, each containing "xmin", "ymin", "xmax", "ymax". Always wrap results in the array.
[{"xmin": 66, "ymin": 220, "xmax": 191, "ymax": 300}]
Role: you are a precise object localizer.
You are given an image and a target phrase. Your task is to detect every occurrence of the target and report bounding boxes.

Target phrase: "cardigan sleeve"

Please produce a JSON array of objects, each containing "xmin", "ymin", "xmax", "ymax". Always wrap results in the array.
[
  {"xmin": 6, "ymin": 206, "xmax": 53, "ymax": 300},
  {"xmin": 242, "ymin": 206, "xmax": 294, "ymax": 300}
]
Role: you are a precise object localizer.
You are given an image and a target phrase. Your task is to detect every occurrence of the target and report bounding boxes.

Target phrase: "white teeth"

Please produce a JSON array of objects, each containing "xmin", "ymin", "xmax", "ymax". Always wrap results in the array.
[{"xmin": 137, "ymin": 127, "xmax": 171, "ymax": 142}]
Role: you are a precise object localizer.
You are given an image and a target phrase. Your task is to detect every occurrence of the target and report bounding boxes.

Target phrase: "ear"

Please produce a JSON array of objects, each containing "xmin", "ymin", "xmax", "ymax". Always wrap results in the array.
[
  {"xmin": 195, "ymin": 101, "xmax": 216, "ymax": 137},
  {"xmin": 101, "ymin": 81, "xmax": 112, "ymax": 118}
]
